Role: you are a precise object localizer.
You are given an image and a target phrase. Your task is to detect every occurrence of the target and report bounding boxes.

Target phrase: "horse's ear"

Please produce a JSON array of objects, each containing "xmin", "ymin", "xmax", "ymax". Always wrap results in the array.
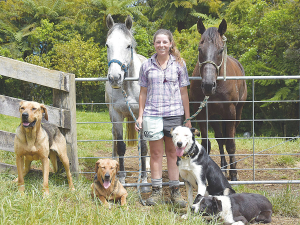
[
  {"xmin": 197, "ymin": 18, "xmax": 206, "ymax": 34},
  {"xmin": 218, "ymin": 19, "xmax": 227, "ymax": 36},
  {"xmin": 125, "ymin": 15, "xmax": 133, "ymax": 30},
  {"xmin": 106, "ymin": 14, "xmax": 114, "ymax": 29}
]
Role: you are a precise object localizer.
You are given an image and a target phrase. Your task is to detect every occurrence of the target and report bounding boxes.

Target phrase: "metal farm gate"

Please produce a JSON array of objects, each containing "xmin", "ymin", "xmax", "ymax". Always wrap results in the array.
[{"xmin": 75, "ymin": 75, "xmax": 300, "ymax": 187}]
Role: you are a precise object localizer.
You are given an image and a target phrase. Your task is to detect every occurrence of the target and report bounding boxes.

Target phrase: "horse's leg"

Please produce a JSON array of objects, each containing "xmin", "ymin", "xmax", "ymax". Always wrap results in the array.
[
  {"xmin": 235, "ymin": 101, "xmax": 245, "ymax": 128},
  {"xmin": 209, "ymin": 117, "xmax": 227, "ymax": 175},
  {"xmin": 111, "ymin": 111, "xmax": 127, "ymax": 184},
  {"xmin": 198, "ymin": 112, "xmax": 211, "ymax": 154},
  {"xmin": 140, "ymin": 130, "xmax": 150, "ymax": 193},
  {"xmin": 224, "ymin": 105, "xmax": 238, "ymax": 181}
]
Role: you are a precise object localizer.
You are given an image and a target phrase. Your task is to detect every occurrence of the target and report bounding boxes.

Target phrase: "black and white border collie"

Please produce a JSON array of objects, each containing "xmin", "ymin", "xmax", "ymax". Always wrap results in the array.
[
  {"xmin": 191, "ymin": 193, "xmax": 272, "ymax": 224},
  {"xmin": 171, "ymin": 126, "xmax": 235, "ymax": 206}
]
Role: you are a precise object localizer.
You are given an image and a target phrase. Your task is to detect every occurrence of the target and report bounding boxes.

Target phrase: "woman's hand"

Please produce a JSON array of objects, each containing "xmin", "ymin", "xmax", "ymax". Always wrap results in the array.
[
  {"xmin": 184, "ymin": 119, "xmax": 192, "ymax": 128},
  {"xmin": 135, "ymin": 117, "xmax": 143, "ymax": 131}
]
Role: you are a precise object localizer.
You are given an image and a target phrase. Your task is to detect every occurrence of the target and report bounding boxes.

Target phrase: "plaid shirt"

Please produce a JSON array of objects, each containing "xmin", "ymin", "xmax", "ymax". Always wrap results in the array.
[{"xmin": 139, "ymin": 54, "xmax": 190, "ymax": 117}]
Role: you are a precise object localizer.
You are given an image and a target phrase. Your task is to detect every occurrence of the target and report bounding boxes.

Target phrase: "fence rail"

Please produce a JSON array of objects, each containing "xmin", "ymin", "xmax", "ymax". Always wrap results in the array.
[
  {"xmin": 75, "ymin": 75, "xmax": 300, "ymax": 186},
  {"xmin": 0, "ymin": 56, "xmax": 79, "ymax": 174}
]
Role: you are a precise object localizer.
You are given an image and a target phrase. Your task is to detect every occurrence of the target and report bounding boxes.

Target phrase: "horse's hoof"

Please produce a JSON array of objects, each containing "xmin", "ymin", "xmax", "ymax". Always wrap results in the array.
[
  {"xmin": 140, "ymin": 186, "xmax": 151, "ymax": 193},
  {"xmin": 231, "ymin": 176, "xmax": 238, "ymax": 181}
]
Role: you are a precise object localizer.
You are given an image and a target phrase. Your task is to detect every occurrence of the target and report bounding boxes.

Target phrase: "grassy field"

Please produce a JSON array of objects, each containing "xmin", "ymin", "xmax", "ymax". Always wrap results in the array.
[{"xmin": 0, "ymin": 111, "xmax": 299, "ymax": 224}]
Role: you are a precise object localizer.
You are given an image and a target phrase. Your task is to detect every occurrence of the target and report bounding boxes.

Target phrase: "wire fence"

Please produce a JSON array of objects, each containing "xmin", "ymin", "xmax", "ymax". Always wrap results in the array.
[{"xmin": 75, "ymin": 75, "xmax": 300, "ymax": 186}]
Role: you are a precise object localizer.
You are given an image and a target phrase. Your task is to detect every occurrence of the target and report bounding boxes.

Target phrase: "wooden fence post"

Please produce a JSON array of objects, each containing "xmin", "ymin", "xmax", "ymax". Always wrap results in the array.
[{"xmin": 53, "ymin": 72, "xmax": 79, "ymax": 176}]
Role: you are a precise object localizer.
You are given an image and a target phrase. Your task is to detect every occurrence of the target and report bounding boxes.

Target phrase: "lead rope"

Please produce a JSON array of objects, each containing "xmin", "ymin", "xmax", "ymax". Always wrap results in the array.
[
  {"xmin": 183, "ymin": 96, "xmax": 209, "ymax": 125},
  {"xmin": 121, "ymin": 88, "xmax": 146, "ymax": 206}
]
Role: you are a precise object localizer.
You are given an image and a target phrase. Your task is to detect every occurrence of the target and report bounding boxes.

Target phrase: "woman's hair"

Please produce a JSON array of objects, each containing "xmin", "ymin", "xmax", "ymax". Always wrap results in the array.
[{"xmin": 153, "ymin": 29, "xmax": 184, "ymax": 66}]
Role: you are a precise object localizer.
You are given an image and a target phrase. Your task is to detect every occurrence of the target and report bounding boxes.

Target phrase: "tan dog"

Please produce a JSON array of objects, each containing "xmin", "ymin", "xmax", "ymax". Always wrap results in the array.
[
  {"xmin": 91, "ymin": 159, "xmax": 128, "ymax": 206},
  {"xmin": 14, "ymin": 100, "xmax": 75, "ymax": 195}
]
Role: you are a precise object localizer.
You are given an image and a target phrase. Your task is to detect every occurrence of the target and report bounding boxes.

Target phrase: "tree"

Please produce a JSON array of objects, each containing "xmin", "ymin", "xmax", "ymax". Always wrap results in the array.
[
  {"xmin": 146, "ymin": 0, "xmax": 222, "ymax": 31},
  {"xmin": 225, "ymin": 0, "xmax": 300, "ymax": 136},
  {"xmin": 76, "ymin": 0, "xmax": 146, "ymax": 44},
  {"xmin": 49, "ymin": 35, "xmax": 107, "ymax": 106},
  {"xmin": 0, "ymin": 0, "xmax": 74, "ymax": 59}
]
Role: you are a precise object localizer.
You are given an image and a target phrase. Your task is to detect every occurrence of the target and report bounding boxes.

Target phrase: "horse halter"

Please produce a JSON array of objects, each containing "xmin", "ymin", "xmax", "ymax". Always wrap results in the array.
[
  {"xmin": 107, "ymin": 46, "xmax": 133, "ymax": 78},
  {"xmin": 198, "ymin": 35, "xmax": 227, "ymax": 81}
]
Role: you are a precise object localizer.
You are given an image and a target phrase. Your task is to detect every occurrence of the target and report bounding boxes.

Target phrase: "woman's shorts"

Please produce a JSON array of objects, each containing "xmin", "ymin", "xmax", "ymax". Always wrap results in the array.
[{"xmin": 142, "ymin": 115, "xmax": 184, "ymax": 141}]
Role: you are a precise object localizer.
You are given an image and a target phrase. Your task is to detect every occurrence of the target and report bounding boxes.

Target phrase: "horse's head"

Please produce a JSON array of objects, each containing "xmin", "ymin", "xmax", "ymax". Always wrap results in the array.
[
  {"xmin": 197, "ymin": 18, "xmax": 227, "ymax": 96},
  {"xmin": 106, "ymin": 14, "xmax": 136, "ymax": 89}
]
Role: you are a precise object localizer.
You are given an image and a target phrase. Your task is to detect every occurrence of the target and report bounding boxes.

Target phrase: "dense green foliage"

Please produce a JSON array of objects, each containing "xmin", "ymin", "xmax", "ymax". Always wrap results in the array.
[{"xmin": 0, "ymin": 0, "xmax": 299, "ymax": 135}]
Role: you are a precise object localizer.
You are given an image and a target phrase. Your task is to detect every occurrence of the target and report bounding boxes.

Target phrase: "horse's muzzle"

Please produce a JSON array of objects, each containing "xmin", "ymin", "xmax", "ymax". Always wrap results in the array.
[
  {"xmin": 201, "ymin": 81, "xmax": 216, "ymax": 96},
  {"xmin": 108, "ymin": 74, "xmax": 122, "ymax": 89}
]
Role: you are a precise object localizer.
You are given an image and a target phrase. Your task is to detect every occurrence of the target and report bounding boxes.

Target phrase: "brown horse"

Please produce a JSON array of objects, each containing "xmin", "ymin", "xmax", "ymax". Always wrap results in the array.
[{"xmin": 190, "ymin": 18, "xmax": 247, "ymax": 181}]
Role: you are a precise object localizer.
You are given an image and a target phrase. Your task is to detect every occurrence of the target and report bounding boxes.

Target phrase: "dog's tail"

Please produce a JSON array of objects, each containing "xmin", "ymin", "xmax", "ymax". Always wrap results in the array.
[
  {"xmin": 49, "ymin": 150, "xmax": 58, "ymax": 172},
  {"xmin": 125, "ymin": 116, "xmax": 137, "ymax": 147}
]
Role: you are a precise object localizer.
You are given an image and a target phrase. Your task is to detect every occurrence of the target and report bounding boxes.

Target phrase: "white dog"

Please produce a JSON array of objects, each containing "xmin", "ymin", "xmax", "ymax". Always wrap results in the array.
[{"xmin": 171, "ymin": 126, "xmax": 235, "ymax": 206}]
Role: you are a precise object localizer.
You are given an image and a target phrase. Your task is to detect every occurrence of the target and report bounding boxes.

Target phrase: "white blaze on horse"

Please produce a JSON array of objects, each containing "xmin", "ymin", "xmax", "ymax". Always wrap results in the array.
[{"xmin": 105, "ymin": 14, "xmax": 149, "ymax": 191}]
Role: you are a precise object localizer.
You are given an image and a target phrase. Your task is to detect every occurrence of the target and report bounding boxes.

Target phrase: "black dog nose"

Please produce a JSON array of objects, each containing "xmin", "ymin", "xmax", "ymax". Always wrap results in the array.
[
  {"xmin": 177, "ymin": 142, "xmax": 183, "ymax": 147},
  {"xmin": 22, "ymin": 112, "xmax": 29, "ymax": 120},
  {"xmin": 105, "ymin": 173, "xmax": 110, "ymax": 180}
]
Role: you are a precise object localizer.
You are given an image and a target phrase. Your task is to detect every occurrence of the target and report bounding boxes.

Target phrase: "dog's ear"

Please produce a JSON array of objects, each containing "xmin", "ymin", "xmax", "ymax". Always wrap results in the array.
[
  {"xmin": 40, "ymin": 104, "xmax": 48, "ymax": 121},
  {"xmin": 114, "ymin": 160, "xmax": 119, "ymax": 172},
  {"xmin": 170, "ymin": 128, "xmax": 174, "ymax": 136},
  {"xmin": 212, "ymin": 197, "xmax": 222, "ymax": 213},
  {"xmin": 112, "ymin": 160, "xmax": 120, "ymax": 172},
  {"xmin": 191, "ymin": 128, "xmax": 200, "ymax": 137},
  {"xmin": 19, "ymin": 101, "xmax": 24, "ymax": 111},
  {"xmin": 95, "ymin": 159, "xmax": 101, "ymax": 173}
]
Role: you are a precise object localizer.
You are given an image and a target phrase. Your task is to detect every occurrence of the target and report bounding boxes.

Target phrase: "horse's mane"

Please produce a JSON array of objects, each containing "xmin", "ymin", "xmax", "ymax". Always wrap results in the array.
[
  {"xmin": 201, "ymin": 27, "xmax": 223, "ymax": 47},
  {"xmin": 107, "ymin": 23, "xmax": 137, "ymax": 48}
]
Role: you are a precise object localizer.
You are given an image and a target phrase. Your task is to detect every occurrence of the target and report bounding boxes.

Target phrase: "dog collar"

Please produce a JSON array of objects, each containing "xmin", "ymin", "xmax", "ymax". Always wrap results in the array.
[
  {"xmin": 180, "ymin": 155, "xmax": 190, "ymax": 160},
  {"xmin": 180, "ymin": 142, "xmax": 197, "ymax": 159}
]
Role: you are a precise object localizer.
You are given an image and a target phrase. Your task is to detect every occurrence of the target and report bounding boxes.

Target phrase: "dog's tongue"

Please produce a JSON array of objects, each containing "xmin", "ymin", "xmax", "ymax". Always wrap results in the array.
[
  {"xmin": 176, "ymin": 147, "xmax": 184, "ymax": 157},
  {"xmin": 23, "ymin": 122, "xmax": 30, "ymax": 127},
  {"xmin": 103, "ymin": 180, "xmax": 111, "ymax": 189}
]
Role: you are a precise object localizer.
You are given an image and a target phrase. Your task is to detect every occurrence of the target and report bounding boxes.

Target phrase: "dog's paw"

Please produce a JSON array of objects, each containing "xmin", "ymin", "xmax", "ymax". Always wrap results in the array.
[
  {"xmin": 70, "ymin": 186, "xmax": 75, "ymax": 191},
  {"xmin": 43, "ymin": 191, "xmax": 50, "ymax": 198},
  {"xmin": 181, "ymin": 214, "xmax": 189, "ymax": 220},
  {"xmin": 232, "ymin": 222, "xmax": 244, "ymax": 225},
  {"xmin": 18, "ymin": 184, "xmax": 25, "ymax": 193}
]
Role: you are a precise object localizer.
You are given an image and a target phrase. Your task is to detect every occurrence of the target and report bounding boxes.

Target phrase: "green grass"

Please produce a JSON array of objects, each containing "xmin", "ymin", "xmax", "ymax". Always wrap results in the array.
[
  {"xmin": 0, "ymin": 111, "xmax": 300, "ymax": 223},
  {"xmin": 77, "ymin": 111, "xmax": 112, "ymax": 156},
  {"xmin": 0, "ymin": 172, "xmax": 213, "ymax": 225}
]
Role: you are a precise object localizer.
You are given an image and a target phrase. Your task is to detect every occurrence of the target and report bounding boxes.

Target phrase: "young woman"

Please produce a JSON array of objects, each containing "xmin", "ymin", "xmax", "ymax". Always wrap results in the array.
[{"xmin": 135, "ymin": 29, "xmax": 191, "ymax": 207}]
